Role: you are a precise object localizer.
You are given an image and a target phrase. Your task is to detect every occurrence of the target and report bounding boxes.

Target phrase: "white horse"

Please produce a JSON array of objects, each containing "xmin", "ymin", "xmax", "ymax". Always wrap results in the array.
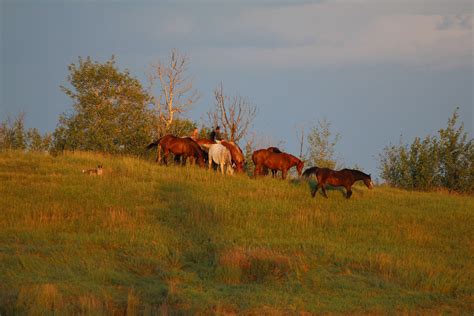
[{"xmin": 208, "ymin": 143, "xmax": 234, "ymax": 175}]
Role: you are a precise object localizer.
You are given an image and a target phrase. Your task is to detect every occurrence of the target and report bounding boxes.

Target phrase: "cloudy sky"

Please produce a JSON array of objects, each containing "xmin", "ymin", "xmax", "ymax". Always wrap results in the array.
[{"xmin": 1, "ymin": 0, "xmax": 472, "ymax": 174}]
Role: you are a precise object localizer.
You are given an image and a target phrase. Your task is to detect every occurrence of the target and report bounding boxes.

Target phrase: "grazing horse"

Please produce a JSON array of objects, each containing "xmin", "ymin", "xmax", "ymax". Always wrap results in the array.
[
  {"xmin": 221, "ymin": 140, "xmax": 245, "ymax": 173},
  {"xmin": 252, "ymin": 147, "xmax": 282, "ymax": 177},
  {"xmin": 146, "ymin": 135, "xmax": 205, "ymax": 167},
  {"xmin": 194, "ymin": 138, "xmax": 216, "ymax": 163},
  {"xmin": 303, "ymin": 167, "xmax": 373, "ymax": 199},
  {"xmin": 206, "ymin": 143, "xmax": 234, "ymax": 175},
  {"xmin": 194, "ymin": 138, "xmax": 216, "ymax": 147},
  {"xmin": 261, "ymin": 152, "xmax": 304, "ymax": 180}
]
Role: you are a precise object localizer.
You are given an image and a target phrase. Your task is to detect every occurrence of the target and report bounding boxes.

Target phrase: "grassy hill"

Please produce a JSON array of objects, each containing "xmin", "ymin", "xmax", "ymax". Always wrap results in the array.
[{"xmin": 0, "ymin": 151, "xmax": 472, "ymax": 314}]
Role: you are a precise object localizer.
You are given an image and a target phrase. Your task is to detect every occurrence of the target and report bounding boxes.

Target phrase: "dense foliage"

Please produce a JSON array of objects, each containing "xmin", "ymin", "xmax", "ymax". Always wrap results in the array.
[
  {"xmin": 0, "ymin": 113, "xmax": 52, "ymax": 152},
  {"xmin": 52, "ymin": 56, "xmax": 156, "ymax": 155},
  {"xmin": 306, "ymin": 118, "xmax": 341, "ymax": 169},
  {"xmin": 379, "ymin": 109, "xmax": 473, "ymax": 192}
]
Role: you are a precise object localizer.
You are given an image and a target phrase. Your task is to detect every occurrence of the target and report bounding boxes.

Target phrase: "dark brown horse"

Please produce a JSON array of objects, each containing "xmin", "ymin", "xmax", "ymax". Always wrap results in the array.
[
  {"xmin": 146, "ymin": 135, "xmax": 205, "ymax": 167},
  {"xmin": 261, "ymin": 152, "xmax": 304, "ymax": 180},
  {"xmin": 221, "ymin": 141, "xmax": 245, "ymax": 173},
  {"xmin": 252, "ymin": 147, "xmax": 282, "ymax": 177},
  {"xmin": 303, "ymin": 167, "xmax": 373, "ymax": 199}
]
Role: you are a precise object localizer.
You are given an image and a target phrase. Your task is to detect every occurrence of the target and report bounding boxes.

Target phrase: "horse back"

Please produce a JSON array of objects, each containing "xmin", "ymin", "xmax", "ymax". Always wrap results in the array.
[
  {"xmin": 221, "ymin": 141, "xmax": 244, "ymax": 163},
  {"xmin": 264, "ymin": 152, "xmax": 294, "ymax": 169},
  {"xmin": 317, "ymin": 168, "xmax": 355, "ymax": 186},
  {"xmin": 252, "ymin": 149, "xmax": 268, "ymax": 164}
]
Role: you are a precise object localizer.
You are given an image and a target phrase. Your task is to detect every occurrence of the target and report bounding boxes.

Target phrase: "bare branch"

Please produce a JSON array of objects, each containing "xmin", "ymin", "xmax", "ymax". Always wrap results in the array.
[
  {"xmin": 207, "ymin": 83, "xmax": 257, "ymax": 142},
  {"xmin": 148, "ymin": 49, "xmax": 200, "ymax": 135}
]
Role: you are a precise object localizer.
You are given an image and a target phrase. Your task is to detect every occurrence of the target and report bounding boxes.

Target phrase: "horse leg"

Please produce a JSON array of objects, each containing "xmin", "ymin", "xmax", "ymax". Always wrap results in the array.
[
  {"xmin": 321, "ymin": 185, "xmax": 329, "ymax": 198},
  {"xmin": 282, "ymin": 169, "xmax": 287, "ymax": 180},
  {"xmin": 163, "ymin": 149, "xmax": 169, "ymax": 165},
  {"xmin": 311, "ymin": 185, "xmax": 318, "ymax": 197},
  {"xmin": 156, "ymin": 147, "xmax": 161, "ymax": 163},
  {"xmin": 254, "ymin": 164, "xmax": 262, "ymax": 177},
  {"xmin": 220, "ymin": 162, "xmax": 225, "ymax": 174},
  {"xmin": 346, "ymin": 186, "xmax": 353, "ymax": 199}
]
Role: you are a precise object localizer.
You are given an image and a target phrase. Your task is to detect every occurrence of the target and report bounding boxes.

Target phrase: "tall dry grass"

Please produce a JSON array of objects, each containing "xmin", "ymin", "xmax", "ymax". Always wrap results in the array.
[{"xmin": 0, "ymin": 150, "xmax": 473, "ymax": 314}]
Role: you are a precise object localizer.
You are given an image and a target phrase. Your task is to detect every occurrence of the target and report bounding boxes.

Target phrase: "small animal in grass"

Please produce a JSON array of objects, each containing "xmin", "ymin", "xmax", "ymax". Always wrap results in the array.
[{"xmin": 82, "ymin": 165, "xmax": 103, "ymax": 176}]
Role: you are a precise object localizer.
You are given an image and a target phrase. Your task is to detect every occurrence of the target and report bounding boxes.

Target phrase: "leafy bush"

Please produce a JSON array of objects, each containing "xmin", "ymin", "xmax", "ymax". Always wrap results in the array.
[
  {"xmin": 379, "ymin": 109, "xmax": 473, "ymax": 192},
  {"xmin": 0, "ymin": 113, "xmax": 52, "ymax": 152},
  {"xmin": 52, "ymin": 56, "xmax": 156, "ymax": 156}
]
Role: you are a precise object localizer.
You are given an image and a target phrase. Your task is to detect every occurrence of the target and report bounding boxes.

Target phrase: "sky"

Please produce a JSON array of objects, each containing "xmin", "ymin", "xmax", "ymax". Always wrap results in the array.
[{"xmin": 1, "ymin": 0, "xmax": 473, "ymax": 175}]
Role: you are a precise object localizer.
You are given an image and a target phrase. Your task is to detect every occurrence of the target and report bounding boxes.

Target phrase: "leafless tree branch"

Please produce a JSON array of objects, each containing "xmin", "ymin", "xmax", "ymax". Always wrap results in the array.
[{"xmin": 207, "ymin": 83, "xmax": 257, "ymax": 143}]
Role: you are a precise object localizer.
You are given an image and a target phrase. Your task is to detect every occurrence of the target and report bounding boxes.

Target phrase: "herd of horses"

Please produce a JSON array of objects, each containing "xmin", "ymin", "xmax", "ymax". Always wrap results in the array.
[{"xmin": 146, "ymin": 134, "xmax": 373, "ymax": 199}]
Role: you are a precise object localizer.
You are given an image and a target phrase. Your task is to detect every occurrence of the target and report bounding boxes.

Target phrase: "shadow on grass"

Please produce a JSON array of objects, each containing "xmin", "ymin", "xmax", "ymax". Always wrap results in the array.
[{"xmin": 153, "ymin": 176, "xmax": 221, "ymax": 311}]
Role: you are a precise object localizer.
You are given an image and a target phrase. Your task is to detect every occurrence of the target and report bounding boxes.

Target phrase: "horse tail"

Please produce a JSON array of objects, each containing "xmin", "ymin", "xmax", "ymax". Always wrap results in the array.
[
  {"xmin": 146, "ymin": 137, "xmax": 163, "ymax": 150},
  {"xmin": 302, "ymin": 166, "xmax": 319, "ymax": 178}
]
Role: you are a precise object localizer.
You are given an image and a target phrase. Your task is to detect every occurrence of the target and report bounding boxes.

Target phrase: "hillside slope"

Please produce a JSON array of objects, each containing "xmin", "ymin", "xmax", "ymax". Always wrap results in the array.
[{"xmin": 0, "ymin": 151, "xmax": 473, "ymax": 314}]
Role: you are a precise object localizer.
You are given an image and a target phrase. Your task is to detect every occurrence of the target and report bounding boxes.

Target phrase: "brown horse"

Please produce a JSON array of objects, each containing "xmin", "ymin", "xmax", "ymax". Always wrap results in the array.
[
  {"xmin": 252, "ymin": 147, "xmax": 282, "ymax": 177},
  {"xmin": 146, "ymin": 135, "xmax": 205, "ymax": 167},
  {"xmin": 221, "ymin": 141, "xmax": 245, "ymax": 173},
  {"xmin": 303, "ymin": 167, "xmax": 373, "ymax": 199},
  {"xmin": 194, "ymin": 138, "xmax": 216, "ymax": 147},
  {"xmin": 261, "ymin": 152, "xmax": 304, "ymax": 180}
]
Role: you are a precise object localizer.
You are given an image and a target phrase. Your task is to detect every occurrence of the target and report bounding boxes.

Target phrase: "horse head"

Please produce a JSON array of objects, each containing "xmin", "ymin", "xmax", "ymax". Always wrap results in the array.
[
  {"xmin": 222, "ymin": 141, "xmax": 245, "ymax": 173},
  {"xmin": 234, "ymin": 162, "xmax": 245, "ymax": 173},
  {"xmin": 296, "ymin": 159, "xmax": 304, "ymax": 176},
  {"xmin": 196, "ymin": 153, "xmax": 206, "ymax": 168},
  {"xmin": 364, "ymin": 174, "xmax": 374, "ymax": 189}
]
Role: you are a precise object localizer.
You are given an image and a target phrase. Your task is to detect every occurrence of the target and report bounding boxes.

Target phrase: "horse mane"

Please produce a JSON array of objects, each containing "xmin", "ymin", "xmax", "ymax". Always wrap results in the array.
[
  {"xmin": 285, "ymin": 152, "xmax": 301, "ymax": 163},
  {"xmin": 342, "ymin": 168, "xmax": 370, "ymax": 179},
  {"xmin": 267, "ymin": 147, "xmax": 282, "ymax": 153},
  {"xmin": 230, "ymin": 141, "xmax": 244, "ymax": 155},
  {"xmin": 302, "ymin": 166, "xmax": 319, "ymax": 178}
]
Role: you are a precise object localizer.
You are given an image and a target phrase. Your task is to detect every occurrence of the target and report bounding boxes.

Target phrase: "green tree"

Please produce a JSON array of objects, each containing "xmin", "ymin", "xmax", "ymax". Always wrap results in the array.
[
  {"xmin": 307, "ymin": 118, "xmax": 341, "ymax": 169},
  {"xmin": 0, "ymin": 118, "xmax": 14, "ymax": 150},
  {"xmin": 437, "ymin": 108, "xmax": 473, "ymax": 192},
  {"xmin": 0, "ymin": 113, "xmax": 27, "ymax": 150},
  {"xmin": 379, "ymin": 108, "xmax": 473, "ymax": 192},
  {"xmin": 1, "ymin": 113, "xmax": 52, "ymax": 152},
  {"xmin": 167, "ymin": 118, "xmax": 197, "ymax": 137},
  {"xmin": 26, "ymin": 128, "xmax": 52, "ymax": 152},
  {"xmin": 407, "ymin": 136, "xmax": 439, "ymax": 190},
  {"xmin": 52, "ymin": 56, "xmax": 155, "ymax": 155}
]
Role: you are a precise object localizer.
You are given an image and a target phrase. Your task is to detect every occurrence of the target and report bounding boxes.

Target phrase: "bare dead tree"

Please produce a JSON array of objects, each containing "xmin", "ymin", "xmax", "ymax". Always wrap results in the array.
[
  {"xmin": 295, "ymin": 123, "xmax": 307, "ymax": 160},
  {"xmin": 148, "ymin": 49, "xmax": 200, "ymax": 136},
  {"xmin": 207, "ymin": 83, "xmax": 257, "ymax": 142}
]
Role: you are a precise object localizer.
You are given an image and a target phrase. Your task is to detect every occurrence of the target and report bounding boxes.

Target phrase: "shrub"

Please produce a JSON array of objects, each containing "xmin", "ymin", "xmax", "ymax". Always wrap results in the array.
[{"xmin": 379, "ymin": 108, "xmax": 473, "ymax": 192}]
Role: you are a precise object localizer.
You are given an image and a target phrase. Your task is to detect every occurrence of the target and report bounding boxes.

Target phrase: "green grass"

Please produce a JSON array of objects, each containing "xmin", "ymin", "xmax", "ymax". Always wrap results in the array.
[{"xmin": 0, "ymin": 150, "xmax": 473, "ymax": 314}]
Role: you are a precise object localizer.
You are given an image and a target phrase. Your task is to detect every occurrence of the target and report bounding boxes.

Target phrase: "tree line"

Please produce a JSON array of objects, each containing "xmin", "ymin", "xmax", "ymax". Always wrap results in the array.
[{"xmin": 1, "ymin": 50, "xmax": 472, "ymax": 192}]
